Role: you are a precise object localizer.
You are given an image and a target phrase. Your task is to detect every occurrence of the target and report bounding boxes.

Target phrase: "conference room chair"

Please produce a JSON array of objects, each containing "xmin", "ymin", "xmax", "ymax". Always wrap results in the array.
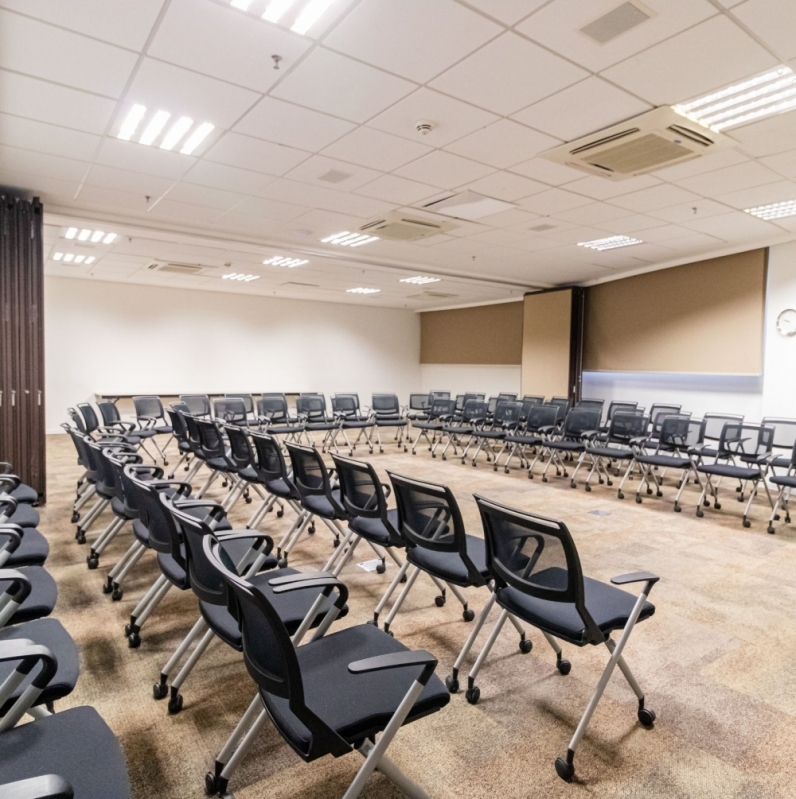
[
  {"xmin": 767, "ymin": 440, "xmax": 796, "ymax": 534},
  {"xmin": 521, "ymin": 395, "xmax": 545, "ymax": 405},
  {"xmin": 132, "ymin": 395, "xmax": 175, "ymax": 464},
  {"xmin": 758, "ymin": 417, "xmax": 796, "ymax": 474},
  {"xmin": 95, "ymin": 399, "xmax": 145, "ymax": 446},
  {"xmin": 179, "ymin": 394, "xmax": 212, "ymax": 418},
  {"xmin": 694, "ymin": 422, "xmax": 775, "ymax": 527},
  {"xmin": 225, "ymin": 393, "xmax": 259, "ymax": 426},
  {"xmin": 632, "ymin": 416, "xmax": 706, "ymax": 511},
  {"xmin": 548, "ymin": 396, "xmax": 572, "ymax": 420},
  {"xmin": 201, "ymin": 537, "xmax": 448, "ymax": 799},
  {"xmin": 409, "ymin": 397, "xmax": 456, "ymax": 455},
  {"xmin": 538, "ymin": 408, "xmax": 602, "ymax": 484},
  {"xmin": 598, "ymin": 400, "xmax": 639, "ymax": 433},
  {"xmin": 0, "ymin": 523, "xmax": 48, "ymax": 570},
  {"xmin": 466, "ymin": 401, "xmax": 523, "ymax": 467},
  {"xmin": 296, "ymin": 394, "xmax": 339, "ymax": 450},
  {"xmin": 193, "ymin": 417, "xmax": 250, "ymax": 511},
  {"xmin": 499, "ymin": 403, "xmax": 559, "ymax": 474},
  {"xmin": 646, "ymin": 404, "xmax": 683, "ymax": 445},
  {"xmin": 437, "ymin": 399, "xmax": 489, "ymax": 461},
  {"xmin": 62, "ymin": 423, "xmax": 107, "ymax": 533},
  {"xmin": 164, "ymin": 406, "xmax": 197, "ymax": 479},
  {"xmin": 700, "ymin": 413, "xmax": 745, "ymax": 460},
  {"xmin": 212, "ymin": 397, "xmax": 248, "ymax": 427},
  {"xmin": 0, "ymin": 489, "xmax": 39, "ymax": 531},
  {"xmin": 471, "ymin": 495, "xmax": 658, "ymax": 782},
  {"xmin": 0, "ymin": 565, "xmax": 57, "ymax": 630},
  {"xmin": 370, "ymin": 393, "xmax": 408, "ymax": 453},
  {"xmin": 406, "ymin": 393, "xmax": 431, "ymax": 422},
  {"xmin": 584, "ymin": 411, "xmax": 649, "ymax": 495},
  {"xmin": 331, "ymin": 393, "xmax": 375, "ymax": 455}
]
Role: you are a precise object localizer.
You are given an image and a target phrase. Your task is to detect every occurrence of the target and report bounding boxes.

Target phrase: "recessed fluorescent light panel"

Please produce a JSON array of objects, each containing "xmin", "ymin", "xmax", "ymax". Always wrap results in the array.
[
  {"xmin": 321, "ymin": 231, "xmax": 380, "ymax": 247},
  {"xmin": 347, "ymin": 287, "xmax": 380, "ymax": 295},
  {"xmin": 745, "ymin": 200, "xmax": 796, "ymax": 221},
  {"xmin": 400, "ymin": 276, "xmax": 441, "ymax": 285},
  {"xmin": 53, "ymin": 252, "xmax": 63, "ymax": 261},
  {"xmin": 229, "ymin": 0, "xmax": 337, "ymax": 35},
  {"xmin": 222, "ymin": 272, "xmax": 260, "ymax": 282},
  {"xmin": 263, "ymin": 255, "xmax": 309, "ymax": 267},
  {"xmin": 117, "ymin": 105, "xmax": 214, "ymax": 154},
  {"xmin": 578, "ymin": 235, "xmax": 643, "ymax": 251},
  {"xmin": 53, "ymin": 252, "xmax": 97, "ymax": 264},
  {"xmin": 674, "ymin": 66, "xmax": 796, "ymax": 131},
  {"xmin": 62, "ymin": 227, "xmax": 116, "ymax": 244}
]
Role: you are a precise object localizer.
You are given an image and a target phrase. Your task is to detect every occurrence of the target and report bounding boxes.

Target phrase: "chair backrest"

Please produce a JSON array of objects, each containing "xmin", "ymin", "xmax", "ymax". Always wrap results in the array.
[
  {"xmin": 497, "ymin": 392, "xmax": 518, "ymax": 401},
  {"xmin": 77, "ymin": 402, "xmax": 100, "ymax": 434},
  {"xmin": 195, "ymin": 418, "xmax": 228, "ymax": 463},
  {"xmin": 214, "ymin": 397, "xmax": 247, "ymax": 424},
  {"xmin": 605, "ymin": 400, "xmax": 638, "ymax": 422},
  {"xmin": 548, "ymin": 397, "xmax": 571, "ymax": 417},
  {"xmin": 461, "ymin": 400, "xmax": 488, "ymax": 424},
  {"xmin": 104, "ymin": 446, "xmax": 141, "ymax": 504},
  {"xmin": 561, "ymin": 408, "xmax": 601, "ymax": 438},
  {"xmin": 429, "ymin": 391, "xmax": 450, "ymax": 400},
  {"xmin": 133, "ymin": 396, "xmax": 166, "ymax": 423},
  {"xmin": 250, "ymin": 432, "xmax": 297, "ymax": 494},
  {"xmin": 180, "ymin": 394, "xmax": 211, "ymax": 417},
  {"xmin": 63, "ymin": 425, "xmax": 92, "ymax": 471},
  {"xmin": 182, "ymin": 413, "xmax": 204, "ymax": 457},
  {"xmin": 658, "ymin": 415, "xmax": 704, "ymax": 450},
  {"xmin": 648, "ymin": 404, "xmax": 682, "ymax": 431},
  {"xmin": 575, "ymin": 398, "xmax": 605, "ymax": 415},
  {"xmin": 67, "ymin": 407, "xmax": 87, "ymax": 434},
  {"xmin": 486, "ymin": 396, "xmax": 499, "ymax": 416},
  {"xmin": 429, "ymin": 398, "xmax": 456, "ymax": 418},
  {"xmin": 518, "ymin": 398, "xmax": 539, "ymax": 422},
  {"xmin": 258, "ymin": 394, "xmax": 290, "ymax": 423},
  {"xmin": 166, "ymin": 406, "xmax": 189, "ymax": 444},
  {"xmin": 224, "ymin": 425, "xmax": 256, "ymax": 472},
  {"xmin": 331, "ymin": 394, "xmax": 360, "ymax": 417},
  {"xmin": 761, "ymin": 417, "xmax": 796, "ymax": 452},
  {"xmin": 526, "ymin": 404, "xmax": 560, "ymax": 431},
  {"xmin": 743, "ymin": 424, "xmax": 775, "ymax": 460},
  {"xmin": 226, "ymin": 393, "xmax": 254, "ymax": 415},
  {"xmin": 97, "ymin": 400, "xmax": 121, "ymax": 426},
  {"xmin": 409, "ymin": 394, "xmax": 430, "ymax": 412},
  {"xmin": 715, "ymin": 421, "xmax": 746, "ymax": 455},
  {"xmin": 704, "ymin": 413, "xmax": 744, "ymax": 442},
  {"xmin": 371, "ymin": 393, "xmax": 401, "ymax": 418},
  {"xmin": 605, "ymin": 411, "xmax": 648, "ymax": 444},
  {"xmin": 285, "ymin": 442, "xmax": 337, "ymax": 503},
  {"xmin": 134, "ymin": 476, "xmax": 186, "ymax": 561},
  {"xmin": 522, "ymin": 395, "xmax": 545, "ymax": 405},
  {"xmin": 296, "ymin": 394, "xmax": 328, "ymax": 421},
  {"xmin": 332, "ymin": 454, "xmax": 390, "ymax": 523},
  {"xmin": 475, "ymin": 495, "xmax": 602, "ymax": 644},
  {"xmin": 492, "ymin": 401, "xmax": 522, "ymax": 428}
]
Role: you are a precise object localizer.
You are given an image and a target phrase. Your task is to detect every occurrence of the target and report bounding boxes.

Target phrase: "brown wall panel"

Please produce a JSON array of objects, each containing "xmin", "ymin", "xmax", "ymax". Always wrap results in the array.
[
  {"xmin": 521, "ymin": 289, "xmax": 573, "ymax": 399},
  {"xmin": 420, "ymin": 301, "xmax": 523, "ymax": 364},
  {"xmin": 584, "ymin": 250, "xmax": 766, "ymax": 375}
]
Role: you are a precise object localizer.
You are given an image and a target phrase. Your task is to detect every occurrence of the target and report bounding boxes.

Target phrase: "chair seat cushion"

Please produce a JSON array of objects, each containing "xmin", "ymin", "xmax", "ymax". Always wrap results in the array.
[
  {"xmin": 264, "ymin": 477, "xmax": 299, "ymax": 500},
  {"xmin": 153, "ymin": 425, "xmax": 172, "ymax": 435},
  {"xmin": 341, "ymin": 419, "xmax": 373, "ymax": 429},
  {"xmin": 4, "ymin": 528, "xmax": 49, "ymax": 567},
  {"xmin": 635, "ymin": 454, "xmax": 690, "ymax": 469},
  {"xmin": 0, "ymin": 619, "xmax": 80, "ymax": 715},
  {"xmin": 473, "ymin": 429, "xmax": 508, "ymax": 440},
  {"xmin": 698, "ymin": 463, "xmax": 761, "ymax": 480},
  {"xmin": 496, "ymin": 567, "xmax": 655, "ymax": 646},
  {"xmin": 262, "ymin": 425, "xmax": 298, "ymax": 435},
  {"xmin": 2, "ymin": 566, "xmax": 57, "ymax": 625},
  {"xmin": 771, "ymin": 473, "xmax": 796, "ymax": 488},
  {"xmin": 156, "ymin": 551, "xmax": 188, "ymax": 588},
  {"xmin": 505, "ymin": 434, "xmax": 544, "ymax": 446},
  {"xmin": 306, "ymin": 422, "xmax": 339, "ymax": 431},
  {"xmin": 547, "ymin": 440, "xmax": 587, "ymax": 453},
  {"xmin": 0, "ymin": 706, "xmax": 130, "ymax": 799},
  {"xmin": 412, "ymin": 421, "xmax": 443, "ymax": 431},
  {"xmin": 111, "ymin": 496, "xmax": 137, "ymax": 520},
  {"xmin": 3, "ymin": 503, "xmax": 39, "ymax": 528},
  {"xmin": 205, "ymin": 456, "xmax": 233, "ymax": 472},
  {"xmin": 261, "ymin": 624, "xmax": 449, "ymax": 756},
  {"xmin": 349, "ymin": 510, "xmax": 404, "ymax": 547},
  {"xmin": 375, "ymin": 417, "xmax": 407, "ymax": 427},
  {"xmin": 771, "ymin": 455, "xmax": 794, "ymax": 470},
  {"xmin": 302, "ymin": 490, "xmax": 346, "ymax": 520},
  {"xmin": 10, "ymin": 483, "xmax": 38, "ymax": 504},
  {"xmin": 587, "ymin": 446, "xmax": 634, "ymax": 460},
  {"xmin": 136, "ymin": 428, "xmax": 158, "ymax": 439},
  {"xmin": 407, "ymin": 535, "xmax": 489, "ymax": 587},
  {"xmin": 237, "ymin": 466, "xmax": 259, "ymax": 482},
  {"xmin": 132, "ymin": 519, "xmax": 150, "ymax": 547}
]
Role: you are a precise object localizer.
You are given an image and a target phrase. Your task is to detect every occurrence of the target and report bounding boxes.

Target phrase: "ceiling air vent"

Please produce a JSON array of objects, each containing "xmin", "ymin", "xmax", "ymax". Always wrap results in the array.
[
  {"xmin": 580, "ymin": 1, "xmax": 653, "ymax": 45},
  {"xmin": 359, "ymin": 211, "xmax": 457, "ymax": 241},
  {"xmin": 541, "ymin": 106, "xmax": 736, "ymax": 180},
  {"xmin": 146, "ymin": 260, "xmax": 208, "ymax": 275},
  {"xmin": 422, "ymin": 191, "xmax": 515, "ymax": 221},
  {"xmin": 407, "ymin": 291, "xmax": 459, "ymax": 300},
  {"xmin": 281, "ymin": 281, "xmax": 320, "ymax": 288}
]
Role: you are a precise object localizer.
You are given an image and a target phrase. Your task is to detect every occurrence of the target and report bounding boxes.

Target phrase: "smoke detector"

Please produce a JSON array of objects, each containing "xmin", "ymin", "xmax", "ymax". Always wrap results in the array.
[{"xmin": 415, "ymin": 120, "xmax": 434, "ymax": 136}]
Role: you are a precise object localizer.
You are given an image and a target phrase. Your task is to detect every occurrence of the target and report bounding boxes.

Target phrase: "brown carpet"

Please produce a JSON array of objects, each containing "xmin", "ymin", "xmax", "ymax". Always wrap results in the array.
[{"xmin": 36, "ymin": 433, "xmax": 796, "ymax": 799}]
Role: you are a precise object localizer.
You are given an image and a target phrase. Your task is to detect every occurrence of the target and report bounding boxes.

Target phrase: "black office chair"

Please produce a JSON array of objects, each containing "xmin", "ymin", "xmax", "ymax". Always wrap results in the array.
[
  {"xmin": 331, "ymin": 394, "xmax": 374, "ymax": 454},
  {"xmin": 409, "ymin": 398, "xmax": 456, "ymax": 455},
  {"xmin": 0, "ymin": 566, "xmax": 57, "ymax": 629},
  {"xmin": 296, "ymin": 394, "xmax": 339, "ymax": 450},
  {"xmin": 646, "ymin": 404, "xmax": 683, "ymax": 446},
  {"xmin": 767, "ymin": 440, "xmax": 796, "ymax": 534},
  {"xmin": 406, "ymin": 393, "xmax": 431, "ymax": 422},
  {"xmin": 473, "ymin": 495, "xmax": 659, "ymax": 782},
  {"xmin": 225, "ymin": 393, "xmax": 259, "ymax": 427},
  {"xmin": 759, "ymin": 417, "xmax": 796, "ymax": 473},
  {"xmin": 179, "ymin": 394, "xmax": 212, "ymax": 418},
  {"xmin": 575, "ymin": 398, "xmax": 605, "ymax": 416},
  {"xmin": 371, "ymin": 393, "xmax": 408, "ymax": 453},
  {"xmin": 467, "ymin": 401, "xmax": 523, "ymax": 467},
  {"xmin": 599, "ymin": 400, "xmax": 638, "ymax": 433},
  {"xmin": 165, "ymin": 405, "xmax": 196, "ymax": 480},
  {"xmin": 0, "ymin": 492, "xmax": 39, "ymax": 531},
  {"xmin": 538, "ymin": 408, "xmax": 602, "ymax": 485},
  {"xmin": 700, "ymin": 413, "xmax": 745, "ymax": 460},
  {"xmin": 202, "ymin": 538, "xmax": 449, "ymax": 799},
  {"xmin": 95, "ymin": 400, "xmax": 143, "ymax": 446},
  {"xmin": 0, "ymin": 464, "xmax": 37, "ymax": 507},
  {"xmin": 213, "ymin": 397, "xmax": 248, "ymax": 427},
  {"xmin": 500, "ymin": 403, "xmax": 559, "ymax": 474},
  {"xmin": 132, "ymin": 395, "xmax": 174, "ymax": 464},
  {"xmin": 584, "ymin": 411, "xmax": 649, "ymax": 494},
  {"xmin": 0, "ymin": 523, "xmax": 49, "ymax": 569},
  {"xmin": 437, "ymin": 399, "xmax": 489, "ymax": 461}
]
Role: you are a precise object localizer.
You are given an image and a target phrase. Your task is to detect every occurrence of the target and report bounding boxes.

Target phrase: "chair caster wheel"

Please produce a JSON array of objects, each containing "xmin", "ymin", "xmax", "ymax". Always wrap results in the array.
[
  {"xmin": 432, "ymin": 454, "xmax": 436, "ymax": 459},
  {"xmin": 76, "ymin": 531, "xmax": 86, "ymax": 545},
  {"xmin": 435, "ymin": 595, "xmax": 446, "ymax": 607},
  {"xmin": 445, "ymin": 675, "xmax": 459, "ymax": 693},
  {"xmin": 555, "ymin": 757, "xmax": 575, "ymax": 782},
  {"xmin": 463, "ymin": 608, "xmax": 475, "ymax": 622},
  {"xmin": 153, "ymin": 682, "xmax": 168, "ymax": 700},
  {"xmin": 276, "ymin": 509, "xmax": 284, "ymax": 518},
  {"xmin": 71, "ymin": 511, "xmax": 80, "ymax": 523},
  {"xmin": 112, "ymin": 587, "xmax": 123, "ymax": 601},
  {"xmin": 87, "ymin": 555, "xmax": 99, "ymax": 570},
  {"xmin": 385, "ymin": 629, "xmax": 394, "ymax": 637},
  {"xmin": 584, "ymin": 485, "xmax": 591, "ymax": 492},
  {"xmin": 400, "ymin": 573, "xmax": 408, "ymax": 583},
  {"xmin": 519, "ymin": 638, "xmax": 532, "ymax": 654},
  {"xmin": 542, "ymin": 477, "xmax": 548, "ymax": 483},
  {"xmin": 767, "ymin": 525, "xmax": 776, "ymax": 534},
  {"xmin": 674, "ymin": 504, "xmax": 681, "ymax": 513},
  {"xmin": 774, "ymin": 513, "xmax": 781, "ymax": 521},
  {"xmin": 714, "ymin": 503, "xmax": 721, "ymax": 510},
  {"xmin": 465, "ymin": 686, "xmax": 480, "ymax": 705},
  {"xmin": 376, "ymin": 562, "xmax": 386, "ymax": 575},
  {"xmin": 277, "ymin": 558, "xmax": 288, "ymax": 568},
  {"xmin": 504, "ymin": 468, "xmax": 510, "ymax": 474},
  {"xmin": 205, "ymin": 772, "xmax": 219, "ymax": 796},
  {"xmin": 696, "ymin": 509, "xmax": 704, "ymax": 518},
  {"xmin": 743, "ymin": 519, "xmax": 751, "ymax": 528},
  {"xmin": 245, "ymin": 495, "xmax": 252, "ymax": 504},
  {"xmin": 635, "ymin": 496, "xmax": 642, "ymax": 504},
  {"xmin": 163, "ymin": 460, "xmax": 169, "ymax": 467},
  {"xmin": 168, "ymin": 693, "xmax": 184, "ymax": 715},
  {"xmin": 308, "ymin": 523, "xmax": 315, "ymax": 534},
  {"xmin": 128, "ymin": 632, "xmax": 141, "ymax": 649},
  {"xmin": 638, "ymin": 707, "xmax": 656, "ymax": 727},
  {"xmin": 557, "ymin": 659, "xmax": 572, "ymax": 676},
  {"xmin": 570, "ymin": 480, "xmax": 576, "ymax": 489},
  {"xmin": 441, "ymin": 455, "xmax": 447, "ymax": 461},
  {"xmin": 102, "ymin": 577, "xmax": 113, "ymax": 594}
]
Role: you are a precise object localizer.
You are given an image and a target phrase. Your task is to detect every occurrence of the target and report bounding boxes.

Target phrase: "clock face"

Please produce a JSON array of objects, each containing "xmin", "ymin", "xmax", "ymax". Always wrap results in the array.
[{"xmin": 777, "ymin": 309, "xmax": 796, "ymax": 337}]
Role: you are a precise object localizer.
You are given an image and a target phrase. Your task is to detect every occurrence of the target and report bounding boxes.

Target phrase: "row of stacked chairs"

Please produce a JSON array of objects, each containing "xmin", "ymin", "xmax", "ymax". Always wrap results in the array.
[{"xmin": 56, "ymin": 400, "xmax": 663, "ymax": 793}]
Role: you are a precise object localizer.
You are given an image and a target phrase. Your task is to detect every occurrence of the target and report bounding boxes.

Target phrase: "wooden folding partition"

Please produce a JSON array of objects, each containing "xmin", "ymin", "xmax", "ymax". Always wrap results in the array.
[{"xmin": 0, "ymin": 194, "xmax": 46, "ymax": 500}]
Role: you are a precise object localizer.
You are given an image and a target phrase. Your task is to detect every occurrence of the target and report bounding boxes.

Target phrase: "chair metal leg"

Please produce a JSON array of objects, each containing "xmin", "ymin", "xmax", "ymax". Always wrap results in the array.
[
  {"xmin": 373, "ymin": 559, "xmax": 410, "ymax": 627},
  {"xmin": 154, "ymin": 616, "xmax": 207, "ymax": 699},
  {"xmin": 167, "ymin": 628, "xmax": 217, "ymax": 711},
  {"xmin": 382, "ymin": 566, "xmax": 421, "ymax": 634},
  {"xmin": 447, "ymin": 591, "xmax": 496, "ymax": 692}
]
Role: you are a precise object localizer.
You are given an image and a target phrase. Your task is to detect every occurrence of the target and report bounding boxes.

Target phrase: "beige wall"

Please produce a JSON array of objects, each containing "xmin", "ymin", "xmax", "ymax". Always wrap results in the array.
[
  {"xmin": 521, "ymin": 289, "xmax": 573, "ymax": 398},
  {"xmin": 584, "ymin": 249, "xmax": 766, "ymax": 374}
]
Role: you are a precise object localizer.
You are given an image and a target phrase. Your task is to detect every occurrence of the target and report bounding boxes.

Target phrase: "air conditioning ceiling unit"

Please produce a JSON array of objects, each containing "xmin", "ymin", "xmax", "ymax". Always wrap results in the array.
[
  {"xmin": 541, "ymin": 106, "xmax": 736, "ymax": 180},
  {"xmin": 359, "ymin": 211, "xmax": 457, "ymax": 241},
  {"xmin": 146, "ymin": 260, "xmax": 208, "ymax": 275}
]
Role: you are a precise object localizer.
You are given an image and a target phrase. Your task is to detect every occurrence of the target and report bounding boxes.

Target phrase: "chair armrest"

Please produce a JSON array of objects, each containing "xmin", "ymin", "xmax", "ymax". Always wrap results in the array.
[
  {"xmin": 0, "ymin": 775, "xmax": 74, "ymax": 799},
  {"xmin": 0, "ymin": 568, "xmax": 32, "ymax": 603},
  {"xmin": 0, "ymin": 639, "xmax": 58, "ymax": 686},
  {"xmin": 148, "ymin": 480, "xmax": 192, "ymax": 497},
  {"xmin": 611, "ymin": 571, "xmax": 660, "ymax": 590},
  {"xmin": 0, "ymin": 527, "xmax": 22, "ymax": 553},
  {"xmin": 630, "ymin": 436, "xmax": 649, "ymax": 446},
  {"xmin": 271, "ymin": 576, "xmax": 348, "ymax": 601},
  {"xmin": 580, "ymin": 430, "xmax": 600, "ymax": 440},
  {"xmin": 381, "ymin": 482, "xmax": 392, "ymax": 499},
  {"xmin": 0, "ymin": 474, "xmax": 21, "ymax": 489},
  {"xmin": 127, "ymin": 464, "xmax": 164, "ymax": 480},
  {"xmin": 0, "ymin": 494, "xmax": 18, "ymax": 513},
  {"xmin": 0, "ymin": 463, "xmax": 11, "ymax": 474},
  {"xmin": 269, "ymin": 570, "xmax": 333, "ymax": 586},
  {"xmin": 348, "ymin": 649, "xmax": 438, "ymax": 686},
  {"xmin": 216, "ymin": 531, "xmax": 274, "ymax": 555}
]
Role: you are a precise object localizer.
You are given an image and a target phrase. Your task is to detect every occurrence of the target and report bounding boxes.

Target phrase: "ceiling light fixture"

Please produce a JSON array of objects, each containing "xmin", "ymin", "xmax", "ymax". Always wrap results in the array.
[
  {"xmin": 74, "ymin": 255, "xmax": 85, "ymax": 264},
  {"xmin": 400, "ymin": 276, "xmax": 441, "ymax": 285},
  {"xmin": 578, "ymin": 235, "xmax": 643, "ymax": 251},
  {"xmin": 263, "ymin": 256, "xmax": 310, "ymax": 267},
  {"xmin": 292, "ymin": 0, "xmax": 337, "ymax": 34},
  {"xmin": 674, "ymin": 66, "xmax": 796, "ymax": 131},
  {"xmin": 745, "ymin": 199, "xmax": 796, "ymax": 221},
  {"xmin": 230, "ymin": 0, "xmax": 253, "ymax": 8},
  {"xmin": 139, "ymin": 110, "xmax": 171, "ymax": 146},
  {"xmin": 53, "ymin": 252, "xmax": 63, "ymax": 261},
  {"xmin": 160, "ymin": 116, "xmax": 194, "ymax": 151},
  {"xmin": 103, "ymin": 233, "xmax": 117, "ymax": 244},
  {"xmin": 90, "ymin": 230, "xmax": 104, "ymax": 243},
  {"xmin": 65, "ymin": 227, "xmax": 78, "ymax": 239},
  {"xmin": 321, "ymin": 231, "xmax": 380, "ymax": 247},
  {"xmin": 77, "ymin": 228, "xmax": 91, "ymax": 241},
  {"xmin": 181, "ymin": 122, "xmax": 215, "ymax": 155},
  {"xmin": 347, "ymin": 287, "xmax": 380, "ymax": 295},
  {"xmin": 86, "ymin": 257, "xmax": 96, "ymax": 265},
  {"xmin": 63, "ymin": 254, "xmax": 74, "ymax": 262},
  {"xmin": 222, "ymin": 272, "xmax": 261, "ymax": 282},
  {"xmin": 63, "ymin": 227, "xmax": 116, "ymax": 244},
  {"xmin": 263, "ymin": 0, "xmax": 297, "ymax": 23},
  {"xmin": 118, "ymin": 104, "xmax": 147, "ymax": 141}
]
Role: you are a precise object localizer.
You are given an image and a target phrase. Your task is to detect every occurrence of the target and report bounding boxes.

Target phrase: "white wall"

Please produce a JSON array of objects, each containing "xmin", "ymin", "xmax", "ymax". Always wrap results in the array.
[
  {"xmin": 419, "ymin": 364, "xmax": 521, "ymax": 399},
  {"xmin": 44, "ymin": 276, "xmax": 421, "ymax": 433}
]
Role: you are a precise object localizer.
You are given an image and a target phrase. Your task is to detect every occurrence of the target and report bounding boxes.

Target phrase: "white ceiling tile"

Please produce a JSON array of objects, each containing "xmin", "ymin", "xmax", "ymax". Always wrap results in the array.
[
  {"xmin": 271, "ymin": 48, "xmax": 415, "ymax": 123},
  {"xmin": 367, "ymin": 88, "xmax": 498, "ymax": 147},
  {"xmin": 0, "ymin": 114, "xmax": 100, "ymax": 161},
  {"xmin": 83, "ymin": 164, "xmax": 175, "ymax": 198},
  {"xmin": 463, "ymin": 170, "xmax": 548, "ymax": 202},
  {"xmin": 729, "ymin": 111, "xmax": 796, "ymax": 158},
  {"xmin": 651, "ymin": 148, "xmax": 749, "ymax": 182},
  {"xmin": 205, "ymin": 132, "xmax": 309, "ymax": 176},
  {"xmin": 608, "ymin": 184, "xmax": 702, "ymax": 212},
  {"xmin": 234, "ymin": 98, "xmax": 355, "ymax": 152},
  {"xmin": 124, "ymin": 57, "xmax": 261, "ymax": 132},
  {"xmin": 647, "ymin": 198, "xmax": 732, "ymax": 223},
  {"xmin": 429, "ymin": 236, "xmax": 492, "ymax": 254},
  {"xmin": 648, "ymin": 233, "xmax": 726, "ymax": 253},
  {"xmin": 208, "ymin": 212, "xmax": 298, "ymax": 240},
  {"xmin": 733, "ymin": 0, "xmax": 796, "ymax": 62},
  {"xmin": 321, "ymin": 127, "xmax": 432, "ymax": 172},
  {"xmin": 518, "ymin": 187, "xmax": 592, "ymax": 215},
  {"xmin": 478, "ymin": 208, "xmax": 540, "ymax": 228},
  {"xmin": 149, "ymin": 0, "xmax": 311, "ymax": 94},
  {"xmin": 462, "ymin": 0, "xmax": 548, "ymax": 26},
  {"xmin": 512, "ymin": 77, "xmax": 652, "ymax": 142},
  {"xmin": 714, "ymin": 180, "xmax": 796, "ymax": 211},
  {"xmin": 517, "ymin": 0, "xmax": 716, "ymax": 72},
  {"xmin": 683, "ymin": 210, "xmax": 779, "ymax": 241},
  {"xmin": 553, "ymin": 202, "xmax": 635, "ymax": 226},
  {"xmin": 182, "ymin": 161, "xmax": 278, "ymax": 196},
  {"xmin": 149, "ymin": 199, "xmax": 223, "ymax": 225},
  {"xmin": 0, "ymin": 166, "xmax": 81, "ymax": 205},
  {"xmin": 0, "ymin": 144, "xmax": 88, "ymax": 182},
  {"xmin": 230, "ymin": 195, "xmax": 311, "ymax": 221},
  {"xmin": 596, "ymin": 214, "xmax": 668, "ymax": 234},
  {"xmin": 0, "ymin": 70, "xmax": 116, "ymax": 135},
  {"xmin": 468, "ymin": 227, "xmax": 531, "ymax": 245},
  {"xmin": 0, "ymin": 9, "xmax": 138, "ymax": 97},
  {"xmin": 509, "ymin": 157, "xmax": 584, "ymax": 186},
  {"xmin": 760, "ymin": 149, "xmax": 796, "ymax": 179},
  {"xmin": 566, "ymin": 173, "xmax": 661, "ymax": 201},
  {"xmin": 0, "ymin": 0, "xmax": 164, "ymax": 51},
  {"xmin": 74, "ymin": 184, "xmax": 158, "ymax": 216},
  {"xmin": 258, "ymin": 177, "xmax": 392, "ymax": 218},
  {"xmin": 96, "ymin": 138, "xmax": 196, "ymax": 180},
  {"xmin": 430, "ymin": 32, "xmax": 588, "ymax": 115},
  {"xmin": 601, "ymin": 16, "xmax": 777, "ymax": 106},
  {"xmin": 163, "ymin": 182, "xmax": 247, "ymax": 211},
  {"xmin": 394, "ymin": 151, "xmax": 495, "ymax": 189},
  {"xmin": 291, "ymin": 208, "xmax": 371, "ymax": 238},
  {"xmin": 675, "ymin": 161, "xmax": 782, "ymax": 196},
  {"xmin": 636, "ymin": 223, "xmax": 701, "ymax": 243},
  {"xmin": 444, "ymin": 119, "xmax": 560, "ymax": 169},
  {"xmin": 284, "ymin": 154, "xmax": 383, "ymax": 191},
  {"xmin": 324, "ymin": 0, "xmax": 501, "ymax": 83},
  {"xmin": 354, "ymin": 174, "xmax": 441, "ymax": 205}
]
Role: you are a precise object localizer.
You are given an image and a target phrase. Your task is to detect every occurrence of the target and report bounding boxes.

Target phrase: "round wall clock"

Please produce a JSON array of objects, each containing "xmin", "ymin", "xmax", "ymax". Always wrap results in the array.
[{"xmin": 776, "ymin": 308, "xmax": 796, "ymax": 337}]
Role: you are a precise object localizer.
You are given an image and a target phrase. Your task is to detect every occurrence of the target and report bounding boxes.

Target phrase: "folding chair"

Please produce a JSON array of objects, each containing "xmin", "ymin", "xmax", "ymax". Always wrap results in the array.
[
  {"xmin": 225, "ymin": 393, "xmax": 259, "ymax": 427},
  {"xmin": 330, "ymin": 394, "xmax": 374, "ymax": 454},
  {"xmin": 0, "ymin": 566, "xmax": 57, "ymax": 629},
  {"xmin": 255, "ymin": 394, "xmax": 301, "ymax": 439},
  {"xmin": 132, "ymin": 395, "xmax": 174, "ymax": 464},
  {"xmin": 700, "ymin": 413, "xmax": 745, "ymax": 460},
  {"xmin": 472, "ymin": 495, "xmax": 659, "ymax": 782},
  {"xmin": 370, "ymin": 393, "xmax": 408, "ymax": 453},
  {"xmin": 406, "ymin": 393, "xmax": 431, "ymax": 422},
  {"xmin": 646, "ymin": 404, "xmax": 683, "ymax": 445},
  {"xmin": 213, "ymin": 397, "xmax": 248, "ymax": 427},
  {"xmin": 466, "ymin": 401, "xmax": 523, "ymax": 467},
  {"xmin": 95, "ymin": 400, "xmax": 143, "ymax": 446},
  {"xmin": 759, "ymin": 417, "xmax": 796, "ymax": 474},
  {"xmin": 0, "ymin": 523, "xmax": 49, "ymax": 569},
  {"xmin": 437, "ymin": 399, "xmax": 489, "ymax": 461},
  {"xmin": 767, "ymin": 441, "xmax": 796, "ymax": 534},
  {"xmin": 179, "ymin": 394, "xmax": 212, "ymax": 417},
  {"xmin": 598, "ymin": 400, "xmax": 639, "ymax": 433},
  {"xmin": 584, "ymin": 411, "xmax": 649, "ymax": 494},
  {"xmin": 0, "ymin": 467, "xmax": 37, "ymax": 507},
  {"xmin": 222, "ymin": 425, "xmax": 278, "ymax": 526},
  {"xmin": 296, "ymin": 394, "xmax": 339, "ymax": 450},
  {"xmin": 164, "ymin": 406, "xmax": 195, "ymax": 479},
  {"xmin": 539, "ymin": 408, "xmax": 602, "ymax": 485},
  {"xmin": 409, "ymin": 398, "xmax": 456, "ymax": 455},
  {"xmin": 499, "ymin": 403, "xmax": 559, "ymax": 474},
  {"xmin": 202, "ymin": 539, "xmax": 449, "ymax": 799}
]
